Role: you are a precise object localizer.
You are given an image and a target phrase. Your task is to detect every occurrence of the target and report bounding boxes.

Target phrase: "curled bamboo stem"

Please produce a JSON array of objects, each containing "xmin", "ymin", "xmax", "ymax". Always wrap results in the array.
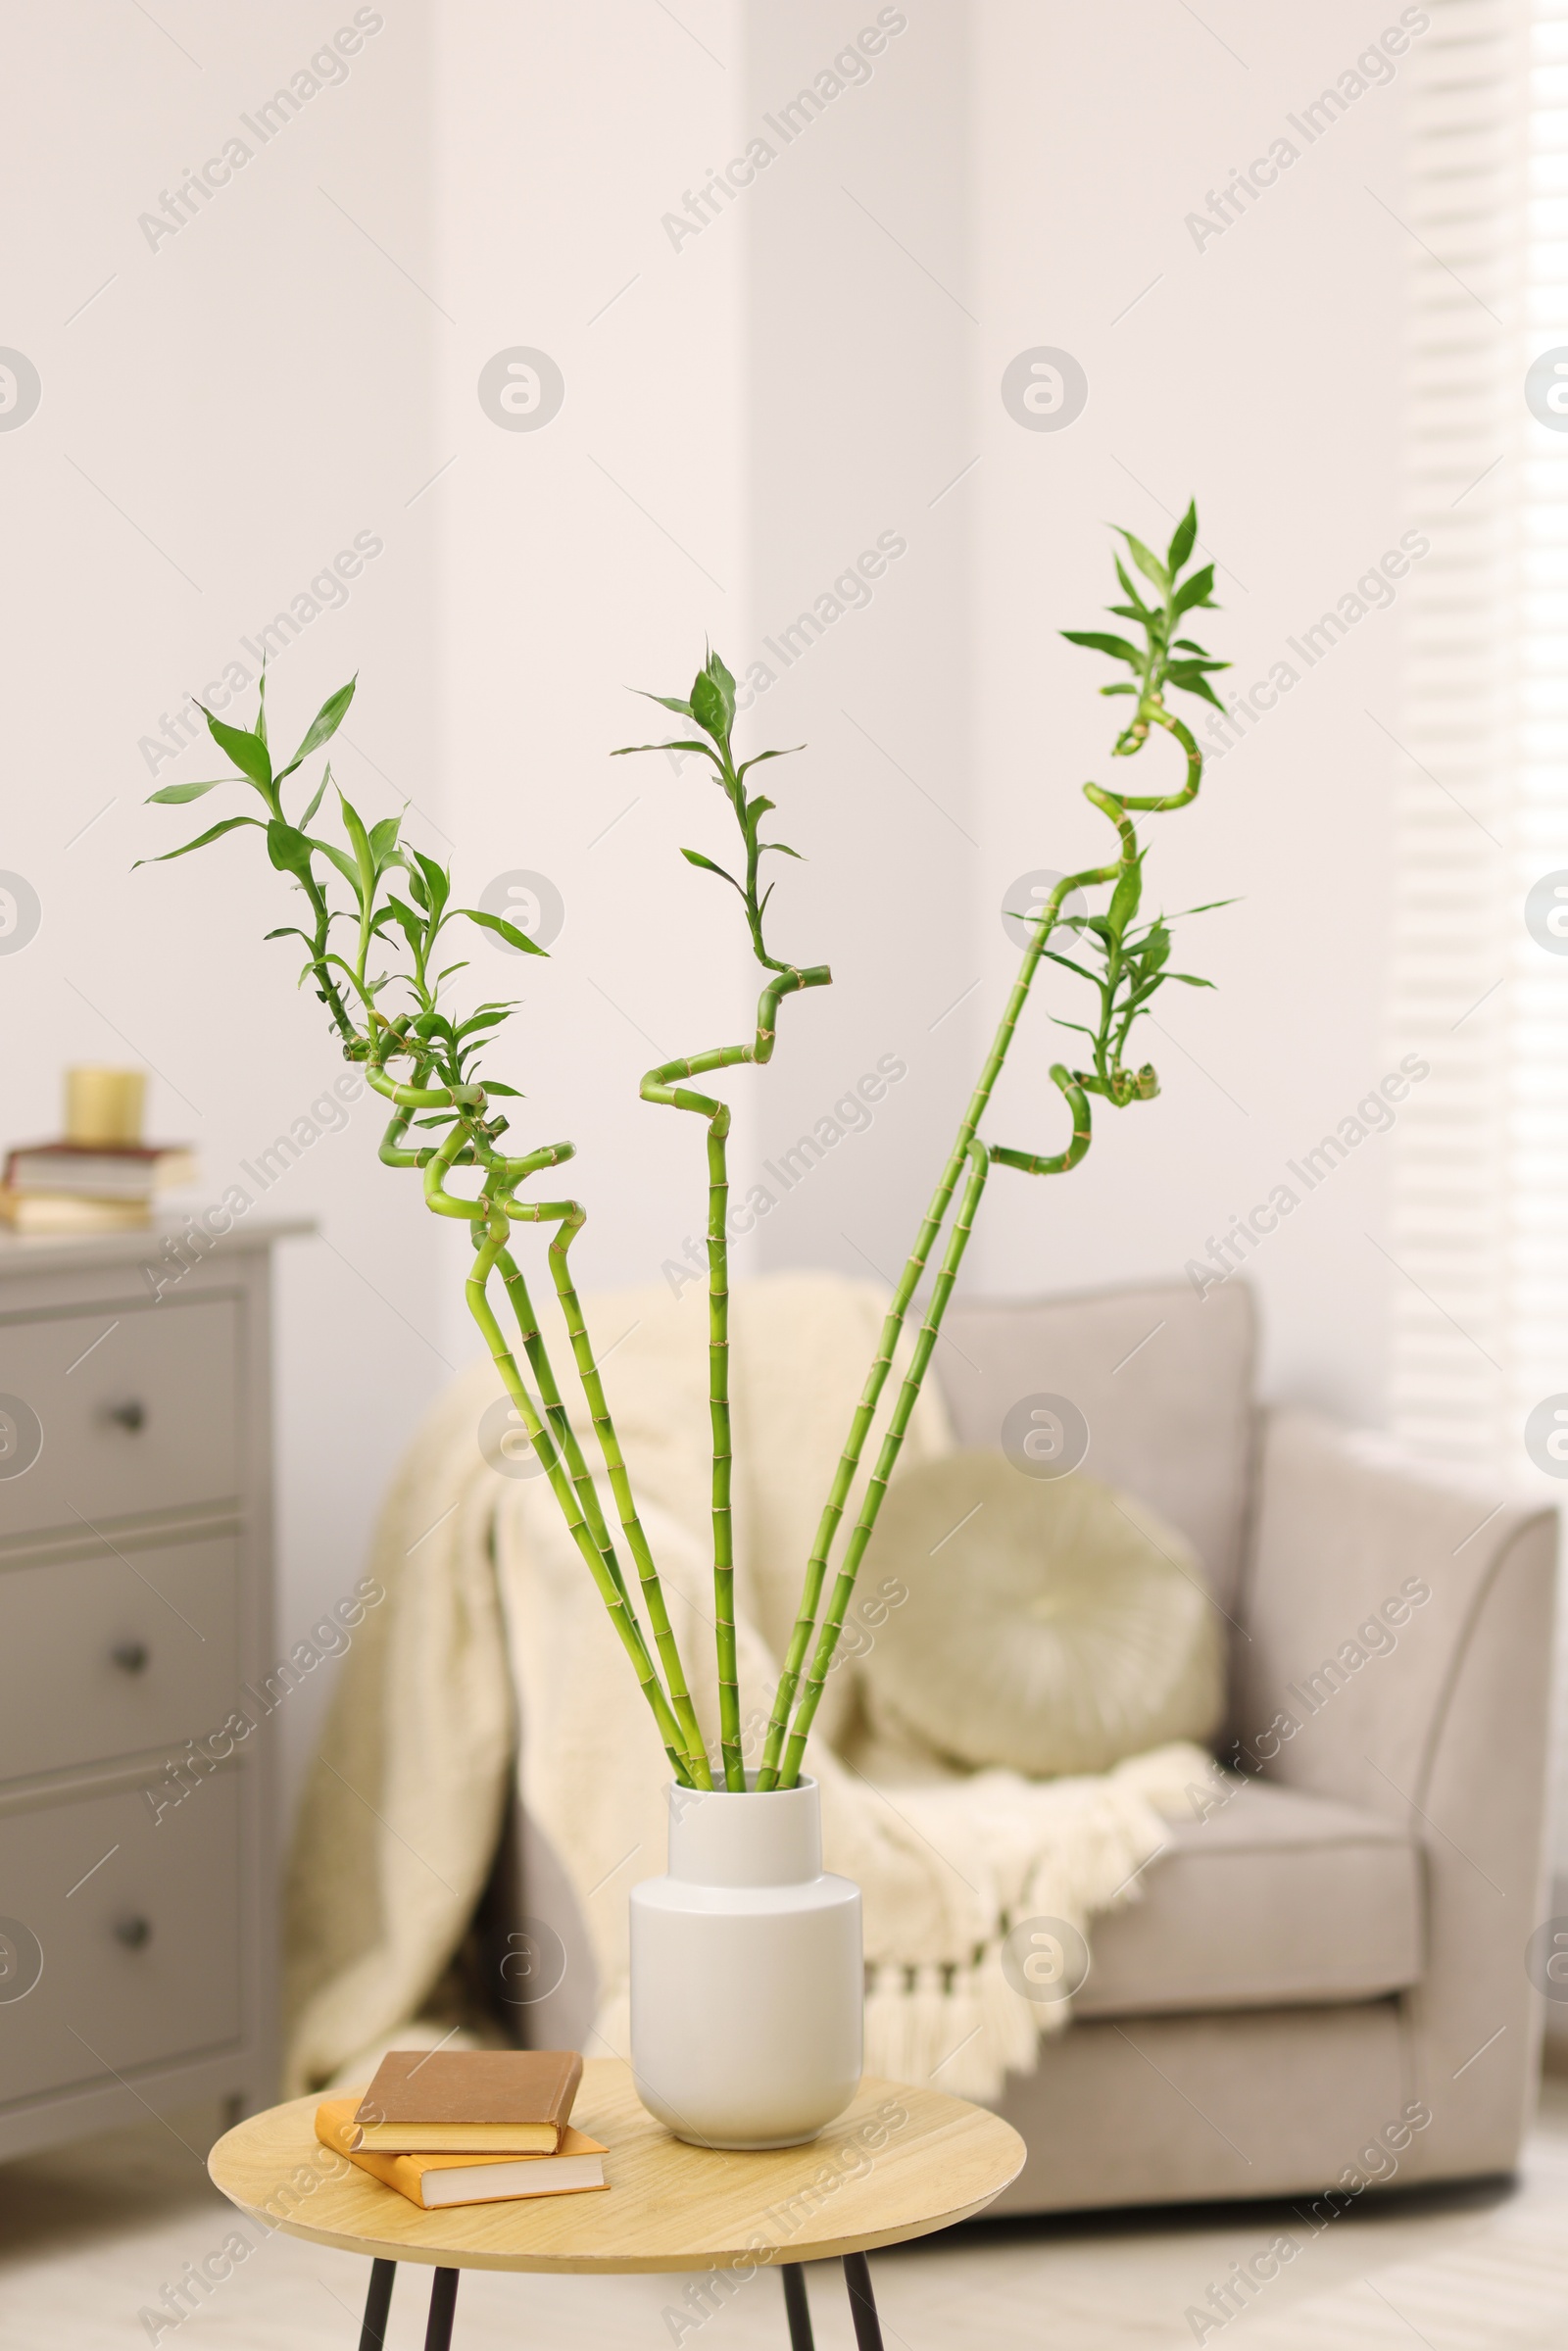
[
  {"xmin": 367, "ymin": 1061, "xmax": 703, "ymax": 1786},
  {"xmin": 642, "ymin": 964, "xmax": 831, "ymax": 1790}
]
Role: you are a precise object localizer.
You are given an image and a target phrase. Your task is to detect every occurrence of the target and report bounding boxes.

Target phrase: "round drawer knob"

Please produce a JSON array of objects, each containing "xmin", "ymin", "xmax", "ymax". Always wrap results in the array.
[
  {"xmin": 111, "ymin": 1641, "xmax": 149, "ymax": 1675},
  {"xmin": 113, "ymin": 1916, "xmax": 152, "ymax": 1950},
  {"xmin": 106, "ymin": 1400, "xmax": 146, "ymax": 1434}
]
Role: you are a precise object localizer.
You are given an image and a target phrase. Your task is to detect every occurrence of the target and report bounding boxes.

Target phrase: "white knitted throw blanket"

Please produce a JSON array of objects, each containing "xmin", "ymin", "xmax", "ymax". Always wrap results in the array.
[{"xmin": 284, "ymin": 1272, "xmax": 1203, "ymax": 2102}]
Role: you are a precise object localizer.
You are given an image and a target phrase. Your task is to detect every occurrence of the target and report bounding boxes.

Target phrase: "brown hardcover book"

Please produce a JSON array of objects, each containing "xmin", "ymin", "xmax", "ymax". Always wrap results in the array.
[
  {"xmin": 352, "ymin": 2048, "xmax": 584, "ymax": 2154},
  {"xmin": 3, "ymin": 1142, "xmax": 198, "ymax": 1200},
  {"xmin": 316, "ymin": 2098, "xmax": 607, "ymax": 2209}
]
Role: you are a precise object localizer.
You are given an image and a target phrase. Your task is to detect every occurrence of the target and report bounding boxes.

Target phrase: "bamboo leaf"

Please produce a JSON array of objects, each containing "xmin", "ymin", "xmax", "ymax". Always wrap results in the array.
[
  {"xmin": 484, "ymin": 1081, "xmax": 521, "ymax": 1096},
  {"xmin": 317, "ymin": 841, "xmax": 364, "ymax": 899},
  {"xmin": 337, "ymin": 787, "xmax": 375, "ymax": 885},
  {"xmin": 1117, "ymin": 530, "xmax": 1170, "ymax": 594},
  {"xmin": 735, "ymin": 747, "xmax": 803, "ymax": 782},
  {"xmin": 1172, "ymin": 563, "xmax": 1217, "ymax": 617},
  {"xmin": 200, "ymin": 708, "xmax": 273, "ymax": 794},
  {"xmin": 275, "ymin": 677, "xmax": 356, "ymax": 781},
  {"xmin": 1170, "ymin": 972, "xmax": 1216, "ymax": 987},
  {"xmin": 1107, "ymin": 861, "xmax": 1144, "ymax": 936},
  {"xmin": 134, "ymin": 813, "xmax": 262, "ymax": 867},
  {"xmin": 1041, "ymin": 950, "xmax": 1098, "ymax": 984},
  {"xmin": 680, "ymin": 847, "xmax": 742, "ymax": 889},
  {"xmin": 380, "ymin": 895, "xmax": 426, "ymax": 955},
  {"xmin": 411, "ymin": 851, "xmax": 450, "ymax": 923},
  {"xmin": 1167, "ymin": 502, "xmax": 1198, "ymax": 572},
  {"xmin": 147, "ymin": 777, "xmax": 225, "ymax": 805},
  {"xmin": 1113, "ymin": 557, "xmax": 1153, "ymax": 617},
  {"xmin": 699, "ymin": 649, "xmax": 736, "ymax": 733},
  {"xmin": 635, "ymin": 692, "xmax": 694, "ymax": 717},
  {"xmin": 612, "ymin": 738, "xmax": 719, "ymax": 762},
  {"xmin": 300, "ymin": 767, "xmax": 331, "ymax": 829},
  {"xmin": 266, "ymin": 819, "xmax": 318, "ymax": 882},
  {"xmin": 690, "ymin": 669, "xmax": 728, "ymax": 739},
  {"xmin": 1061, "ymin": 629, "xmax": 1142, "ymax": 667},
  {"xmin": 369, "ymin": 814, "xmax": 403, "ymax": 868},
  {"xmin": 459, "ymin": 907, "xmax": 548, "ymax": 955}
]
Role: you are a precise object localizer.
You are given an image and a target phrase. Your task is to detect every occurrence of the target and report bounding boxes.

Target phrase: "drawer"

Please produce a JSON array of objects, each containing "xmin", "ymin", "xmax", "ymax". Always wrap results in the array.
[
  {"xmin": 0, "ymin": 1771, "xmax": 242, "ymax": 2108},
  {"xmin": 0, "ymin": 1297, "xmax": 239, "ymax": 1543},
  {"xmin": 0, "ymin": 1535, "xmax": 240, "ymax": 1783}
]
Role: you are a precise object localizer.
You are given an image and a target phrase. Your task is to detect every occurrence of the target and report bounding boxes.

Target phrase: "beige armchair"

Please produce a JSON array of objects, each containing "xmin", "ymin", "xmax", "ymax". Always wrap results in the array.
[{"xmin": 937, "ymin": 1279, "xmax": 1557, "ymax": 2212}]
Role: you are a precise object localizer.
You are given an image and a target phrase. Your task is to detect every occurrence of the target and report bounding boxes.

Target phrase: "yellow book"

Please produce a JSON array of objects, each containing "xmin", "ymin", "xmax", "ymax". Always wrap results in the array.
[
  {"xmin": 0, "ymin": 1189, "xmax": 152, "ymax": 1234},
  {"xmin": 316, "ymin": 2097, "xmax": 608, "ymax": 2210}
]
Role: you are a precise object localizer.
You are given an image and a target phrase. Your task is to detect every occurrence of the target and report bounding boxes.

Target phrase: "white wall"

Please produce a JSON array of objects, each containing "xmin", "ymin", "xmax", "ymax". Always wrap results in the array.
[
  {"xmin": 1, "ymin": 0, "xmax": 443, "ymax": 1813},
  {"xmin": 967, "ymin": 3, "xmax": 1413, "ymax": 1430},
  {"xmin": 740, "ymin": 2, "xmax": 978, "ymax": 1278},
  {"xmin": 4, "ymin": 0, "xmax": 1416, "ymax": 1811},
  {"xmin": 431, "ymin": 0, "xmax": 750, "ymax": 1341}
]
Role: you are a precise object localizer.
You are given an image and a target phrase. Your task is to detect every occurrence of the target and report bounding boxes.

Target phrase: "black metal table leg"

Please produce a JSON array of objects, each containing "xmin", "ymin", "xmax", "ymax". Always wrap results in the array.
[
  {"xmin": 358, "ymin": 2258, "xmax": 396, "ymax": 2351},
  {"xmin": 843, "ymin": 2252, "xmax": 884, "ymax": 2351},
  {"xmin": 423, "ymin": 2266, "xmax": 461, "ymax": 2351},
  {"xmin": 780, "ymin": 2263, "xmax": 815, "ymax": 2351}
]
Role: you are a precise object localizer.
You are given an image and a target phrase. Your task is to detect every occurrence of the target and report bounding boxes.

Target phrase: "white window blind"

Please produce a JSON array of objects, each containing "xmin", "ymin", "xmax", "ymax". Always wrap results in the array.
[
  {"xmin": 1388, "ymin": 0, "xmax": 1537, "ymax": 1472},
  {"xmin": 1392, "ymin": 0, "xmax": 1568, "ymax": 1868}
]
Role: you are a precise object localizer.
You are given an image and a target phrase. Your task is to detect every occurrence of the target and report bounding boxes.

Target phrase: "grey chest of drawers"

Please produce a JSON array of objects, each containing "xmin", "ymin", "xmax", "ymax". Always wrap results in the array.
[{"xmin": 0, "ymin": 1217, "xmax": 307, "ymax": 2157}]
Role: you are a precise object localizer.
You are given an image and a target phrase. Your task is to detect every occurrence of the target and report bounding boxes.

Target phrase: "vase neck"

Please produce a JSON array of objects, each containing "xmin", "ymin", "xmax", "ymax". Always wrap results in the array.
[{"xmin": 666, "ymin": 1777, "xmax": 822, "ymax": 1886}]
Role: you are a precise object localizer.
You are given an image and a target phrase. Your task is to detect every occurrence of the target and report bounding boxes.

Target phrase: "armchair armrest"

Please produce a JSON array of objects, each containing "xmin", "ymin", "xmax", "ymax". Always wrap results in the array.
[
  {"xmin": 1239, "ymin": 1408, "xmax": 1557, "ymax": 2175},
  {"xmin": 1238, "ymin": 1410, "xmax": 1553, "ymax": 1826}
]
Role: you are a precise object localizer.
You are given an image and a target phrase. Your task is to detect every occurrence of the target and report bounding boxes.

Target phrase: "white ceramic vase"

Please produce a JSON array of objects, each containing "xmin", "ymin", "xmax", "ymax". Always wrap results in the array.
[{"xmin": 629, "ymin": 1774, "xmax": 862, "ymax": 2150}]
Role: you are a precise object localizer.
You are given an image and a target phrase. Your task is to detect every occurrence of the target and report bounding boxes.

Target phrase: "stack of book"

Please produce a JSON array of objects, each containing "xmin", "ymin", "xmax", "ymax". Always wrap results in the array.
[
  {"xmin": 0, "ymin": 1140, "xmax": 198, "ymax": 1235},
  {"xmin": 315, "ymin": 2048, "xmax": 607, "ymax": 2212}
]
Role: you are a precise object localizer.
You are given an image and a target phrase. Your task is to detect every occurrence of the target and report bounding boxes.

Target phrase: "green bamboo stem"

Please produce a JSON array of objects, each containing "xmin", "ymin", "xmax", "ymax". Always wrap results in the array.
[
  {"xmin": 641, "ymin": 964, "xmax": 831, "ymax": 1790},
  {"xmin": 366, "ymin": 1060, "xmax": 700, "ymax": 1786},
  {"xmin": 776, "ymin": 1137, "xmax": 993, "ymax": 1786},
  {"xmin": 990, "ymin": 1064, "xmax": 1093, "ymax": 1175},
  {"xmin": 760, "ymin": 710, "xmax": 1203, "ymax": 1788},
  {"xmin": 465, "ymin": 1218, "xmax": 694, "ymax": 1786},
  {"xmin": 496, "ymin": 1202, "xmax": 711, "ymax": 1788}
]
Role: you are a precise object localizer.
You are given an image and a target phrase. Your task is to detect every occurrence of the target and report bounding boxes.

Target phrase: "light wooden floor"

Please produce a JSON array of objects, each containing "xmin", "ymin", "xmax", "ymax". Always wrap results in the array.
[{"xmin": 4, "ymin": 2082, "xmax": 1568, "ymax": 2349}]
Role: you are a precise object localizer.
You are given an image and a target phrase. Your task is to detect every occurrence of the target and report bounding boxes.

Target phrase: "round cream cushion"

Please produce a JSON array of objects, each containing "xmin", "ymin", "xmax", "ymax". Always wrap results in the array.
[{"xmin": 857, "ymin": 1449, "xmax": 1224, "ymax": 1777}]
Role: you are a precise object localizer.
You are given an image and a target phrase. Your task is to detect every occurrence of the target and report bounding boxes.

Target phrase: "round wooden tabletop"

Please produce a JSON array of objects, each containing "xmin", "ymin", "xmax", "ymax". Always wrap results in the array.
[{"xmin": 208, "ymin": 2059, "xmax": 1025, "ymax": 2275}]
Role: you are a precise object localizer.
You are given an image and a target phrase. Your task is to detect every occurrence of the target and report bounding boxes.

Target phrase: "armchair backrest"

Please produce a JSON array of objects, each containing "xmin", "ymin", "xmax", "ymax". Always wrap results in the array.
[{"xmin": 938, "ymin": 1276, "xmax": 1258, "ymax": 1615}]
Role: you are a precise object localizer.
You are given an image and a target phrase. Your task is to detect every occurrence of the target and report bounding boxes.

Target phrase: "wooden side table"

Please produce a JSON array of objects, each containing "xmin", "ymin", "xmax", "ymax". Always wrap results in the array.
[{"xmin": 209, "ymin": 2058, "xmax": 1025, "ymax": 2349}]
